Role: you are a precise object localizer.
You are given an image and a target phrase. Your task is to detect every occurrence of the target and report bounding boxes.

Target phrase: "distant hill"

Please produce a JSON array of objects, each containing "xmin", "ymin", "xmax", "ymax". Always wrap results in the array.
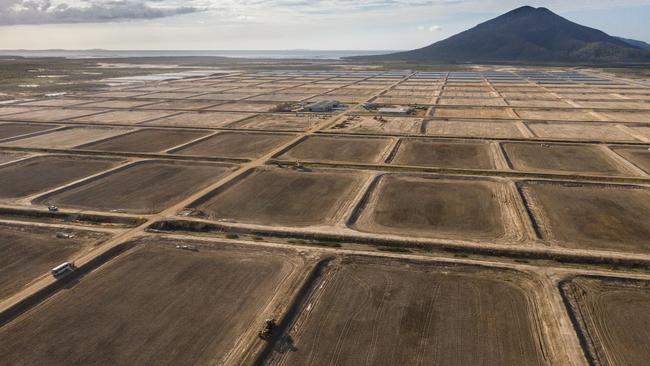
[
  {"xmin": 616, "ymin": 37, "xmax": 650, "ymax": 51},
  {"xmin": 353, "ymin": 6, "xmax": 650, "ymax": 64}
]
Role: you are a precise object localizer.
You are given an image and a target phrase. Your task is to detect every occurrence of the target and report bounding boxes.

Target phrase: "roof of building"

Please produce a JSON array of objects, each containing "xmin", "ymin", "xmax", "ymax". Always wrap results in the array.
[
  {"xmin": 305, "ymin": 100, "xmax": 340, "ymax": 109},
  {"xmin": 377, "ymin": 106, "xmax": 412, "ymax": 113}
]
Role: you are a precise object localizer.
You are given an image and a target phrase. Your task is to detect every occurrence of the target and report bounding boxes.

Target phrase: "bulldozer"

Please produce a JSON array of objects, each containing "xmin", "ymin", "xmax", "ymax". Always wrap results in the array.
[
  {"xmin": 293, "ymin": 161, "xmax": 309, "ymax": 172},
  {"xmin": 258, "ymin": 318, "xmax": 276, "ymax": 340}
]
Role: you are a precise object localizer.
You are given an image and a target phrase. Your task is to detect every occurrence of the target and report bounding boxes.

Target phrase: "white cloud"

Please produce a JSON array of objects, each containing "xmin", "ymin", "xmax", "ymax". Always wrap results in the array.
[
  {"xmin": 5, "ymin": 0, "xmax": 650, "ymax": 25},
  {"xmin": 418, "ymin": 24, "xmax": 443, "ymax": 31},
  {"xmin": 0, "ymin": 0, "xmax": 202, "ymax": 25},
  {"xmin": 2, "ymin": 0, "xmax": 650, "ymax": 49},
  {"xmin": 235, "ymin": 14, "xmax": 255, "ymax": 21}
]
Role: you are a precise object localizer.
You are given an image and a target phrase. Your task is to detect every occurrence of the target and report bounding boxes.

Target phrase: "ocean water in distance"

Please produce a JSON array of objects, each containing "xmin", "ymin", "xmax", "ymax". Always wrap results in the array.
[{"xmin": 0, "ymin": 49, "xmax": 395, "ymax": 60}]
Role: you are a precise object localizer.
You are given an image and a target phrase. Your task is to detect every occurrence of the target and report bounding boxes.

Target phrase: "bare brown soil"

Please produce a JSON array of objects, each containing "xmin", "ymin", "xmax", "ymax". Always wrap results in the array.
[
  {"xmin": 79, "ymin": 129, "xmax": 210, "ymax": 153},
  {"xmin": 3, "ymin": 68, "xmax": 650, "ymax": 366},
  {"xmin": 515, "ymin": 109, "xmax": 598, "ymax": 121},
  {"xmin": 0, "ymin": 155, "xmax": 120, "ymax": 199},
  {"xmin": 328, "ymin": 115, "xmax": 422, "ymax": 134},
  {"xmin": 143, "ymin": 111, "xmax": 254, "ymax": 128},
  {"xmin": 17, "ymin": 98, "xmax": 96, "ymax": 107},
  {"xmin": 0, "ymin": 152, "xmax": 24, "ymax": 165},
  {"xmin": 1, "ymin": 126, "xmax": 132, "ymax": 149},
  {"xmin": 136, "ymin": 100, "xmax": 219, "ymax": 110},
  {"xmin": 267, "ymin": 257, "xmax": 545, "ymax": 366},
  {"xmin": 573, "ymin": 100, "xmax": 650, "ymax": 109},
  {"xmin": 373, "ymin": 96, "xmax": 432, "ymax": 104},
  {"xmin": 353, "ymin": 175, "xmax": 506, "ymax": 240},
  {"xmin": 278, "ymin": 135, "xmax": 391, "ymax": 164},
  {"xmin": 433, "ymin": 107, "xmax": 517, "ymax": 119},
  {"xmin": 384, "ymin": 89, "xmax": 435, "ymax": 96},
  {"xmin": 229, "ymin": 114, "xmax": 321, "ymax": 131},
  {"xmin": 230, "ymin": 87, "xmax": 285, "ymax": 94},
  {"xmin": 520, "ymin": 181, "xmax": 650, "ymax": 253},
  {"xmin": 247, "ymin": 93, "xmax": 314, "ymax": 102},
  {"xmin": 0, "ymin": 223, "xmax": 108, "ymax": 301},
  {"xmin": 558, "ymin": 93, "xmax": 620, "ymax": 100},
  {"xmin": 612, "ymin": 146, "xmax": 650, "ymax": 174},
  {"xmin": 440, "ymin": 91, "xmax": 495, "ymax": 98},
  {"xmin": 599, "ymin": 110, "xmax": 650, "ymax": 123},
  {"xmin": 502, "ymin": 142, "xmax": 627, "ymax": 175},
  {"xmin": 0, "ymin": 123, "xmax": 57, "ymax": 140},
  {"xmin": 90, "ymin": 91, "xmax": 150, "ymax": 98},
  {"xmin": 196, "ymin": 167, "xmax": 364, "ymax": 226},
  {"xmin": 137, "ymin": 91, "xmax": 204, "ymax": 99},
  {"xmin": 426, "ymin": 120, "xmax": 525, "ymax": 138},
  {"xmin": 438, "ymin": 97, "xmax": 507, "ymax": 106},
  {"xmin": 191, "ymin": 92, "xmax": 260, "ymax": 101},
  {"xmin": 526, "ymin": 122, "xmax": 637, "ymax": 142},
  {"xmin": 501, "ymin": 92, "xmax": 557, "ymax": 100},
  {"xmin": 38, "ymin": 160, "xmax": 230, "ymax": 213},
  {"xmin": 72, "ymin": 110, "xmax": 174, "ymax": 125},
  {"xmin": 393, "ymin": 139, "xmax": 495, "ymax": 169},
  {"xmin": 507, "ymin": 99, "xmax": 573, "ymax": 108},
  {"xmin": 0, "ymin": 238, "xmax": 302, "ymax": 365},
  {"xmin": 0, "ymin": 106, "xmax": 41, "ymax": 115},
  {"xmin": 208, "ymin": 101, "xmax": 279, "ymax": 112},
  {"xmin": 78, "ymin": 100, "xmax": 156, "ymax": 109},
  {"xmin": 562, "ymin": 277, "xmax": 650, "ymax": 366},
  {"xmin": 3, "ymin": 108, "xmax": 100, "ymax": 122},
  {"xmin": 629, "ymin": 126, "xmax": 650, "ymax": 141},
  {"xmin": 174, "ymin": 132, "xmax": 293, "ymax": 158}
]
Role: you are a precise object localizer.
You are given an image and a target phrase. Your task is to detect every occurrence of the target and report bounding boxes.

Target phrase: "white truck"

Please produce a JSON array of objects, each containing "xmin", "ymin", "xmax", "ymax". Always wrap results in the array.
[{"xmin": 51, "ymin": 262, "xmax": 76, "ymax": 278}]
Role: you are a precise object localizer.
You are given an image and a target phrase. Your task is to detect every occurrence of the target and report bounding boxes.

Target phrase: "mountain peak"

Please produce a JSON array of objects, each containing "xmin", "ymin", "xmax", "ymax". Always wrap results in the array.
[
  {"xmin": 508, "ymin": 5, "xmax": 537, "ymax": 13},
  {"xmin": 354, "ymin": 6, "xmax": 650, "ymax": 64},
  {"xmin": 500, "ymin": 6, "xmax": 556, "ymax": 19}
]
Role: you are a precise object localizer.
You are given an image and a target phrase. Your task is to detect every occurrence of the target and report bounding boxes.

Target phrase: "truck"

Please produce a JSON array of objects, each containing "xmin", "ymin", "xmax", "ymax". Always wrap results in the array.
[{"xmin": 51, "ymin": 262, "xmax": 76, "ymax": 278}]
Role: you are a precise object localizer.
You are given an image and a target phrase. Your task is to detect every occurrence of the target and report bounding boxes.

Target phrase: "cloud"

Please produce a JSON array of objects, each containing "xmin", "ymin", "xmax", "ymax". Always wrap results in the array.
[
  {"xmin": 235, "ymin": 14, "xmax": 255, "ymax": 21},
  {"xmin": 216, "ymin": 0, "xmax": 650, "ymax": 15},
  {"xmin": 0, "ymin": 0, "xmax": 202, "ymax": 25},
  {"xmin": 418, "ymin": 24, "xmax": 443, "ymax": 31},
  {"xmin": 207, "ymin": 0, "xmax": 455, "ymax": 16}
]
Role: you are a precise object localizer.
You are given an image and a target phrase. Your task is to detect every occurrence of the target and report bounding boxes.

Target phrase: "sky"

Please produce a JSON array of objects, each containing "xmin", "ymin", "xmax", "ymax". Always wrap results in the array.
[{"xmin": 1, "ymin": 0, "xmax": 650, "ymax": 50}]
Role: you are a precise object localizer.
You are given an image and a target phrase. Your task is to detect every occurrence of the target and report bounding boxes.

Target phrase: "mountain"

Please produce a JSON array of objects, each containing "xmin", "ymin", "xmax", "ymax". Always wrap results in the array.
[
  {"xmin": 354, "ymin": 6, "xmax": 650, "ymax": 64},
  {"xmin": 616, "ymin": 37, "xmax": 650, "ymax": 51}
]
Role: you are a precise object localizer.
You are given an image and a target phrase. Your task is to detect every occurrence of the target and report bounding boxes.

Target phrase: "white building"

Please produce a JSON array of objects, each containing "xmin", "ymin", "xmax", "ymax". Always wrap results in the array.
[{"xmin": 377, "ymin": 106, "xmax": 412, "ymax": 115}]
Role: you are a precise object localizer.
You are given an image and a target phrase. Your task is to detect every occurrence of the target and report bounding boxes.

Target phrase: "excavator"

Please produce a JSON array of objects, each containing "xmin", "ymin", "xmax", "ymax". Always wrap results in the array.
[{"xmin": 258, "ymin": 318, "xmax": 277, "ymax": 340}]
